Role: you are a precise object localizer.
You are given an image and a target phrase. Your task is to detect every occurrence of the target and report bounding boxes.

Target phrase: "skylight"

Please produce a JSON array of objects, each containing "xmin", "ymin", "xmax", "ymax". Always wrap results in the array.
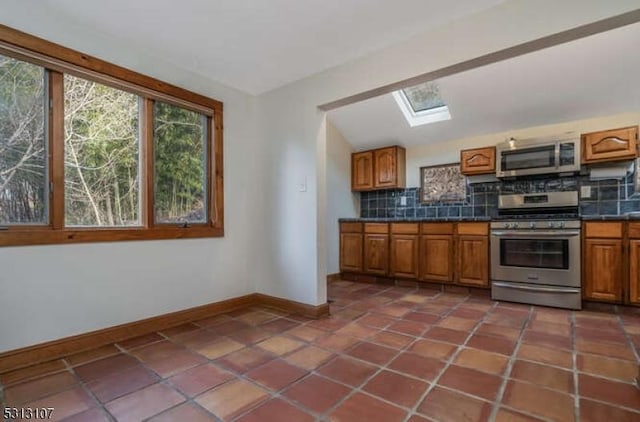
[{"xmin": 392, "ymin": 81, "xmax": 451, "ymax": 127}]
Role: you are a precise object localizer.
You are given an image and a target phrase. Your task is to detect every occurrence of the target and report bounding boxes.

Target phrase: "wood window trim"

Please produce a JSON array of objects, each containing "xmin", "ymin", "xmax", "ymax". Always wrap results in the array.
[{"xmin": 0, "ymin": 24, "xmax": 224, "ymax": 247}]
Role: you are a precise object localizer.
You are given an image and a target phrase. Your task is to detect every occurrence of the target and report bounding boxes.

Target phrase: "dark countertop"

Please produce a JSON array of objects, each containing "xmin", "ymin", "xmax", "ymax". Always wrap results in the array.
[
  {"xmin": 581, "ymin": 214, "xmax": 640, "ymax": 221},
  {"xmin": 339, "ymin": 217, "xmax": 492, "ymax": 223},
  {"xmin": 341, "ymin": 214, "xmax": 640, "ymax": 223}
]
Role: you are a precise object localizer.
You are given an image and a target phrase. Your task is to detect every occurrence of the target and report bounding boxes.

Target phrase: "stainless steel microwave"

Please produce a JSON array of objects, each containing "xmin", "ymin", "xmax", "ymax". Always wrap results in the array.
[{"xmin": 495, "ymin": 136, "xmax": 581, "ymax": 178}]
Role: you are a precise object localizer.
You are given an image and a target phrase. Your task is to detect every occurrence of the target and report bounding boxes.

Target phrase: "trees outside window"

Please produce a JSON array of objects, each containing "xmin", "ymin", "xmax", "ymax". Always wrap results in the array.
[
  {"xmin": 0, "ymin": 54, "xmax": 47, "ymax": 224},
  {"xmin": 64, "ymin": 75, "xmax": 140, "ymax": 227},
  {"xmin": 154, "ymin": 101, "xmax": 206, "ymax": 224},
  {"xmin": 0, "ymin": 24, "xmax": 223, "ymax": 246}
]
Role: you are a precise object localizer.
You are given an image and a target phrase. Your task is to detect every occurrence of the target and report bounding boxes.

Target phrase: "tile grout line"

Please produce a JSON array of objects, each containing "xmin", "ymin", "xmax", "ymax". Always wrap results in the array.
[
  {"xmin": 571, "ymin": 311, "xmax": 580, "ymax": 422},
  {"xmin": 60, "ymin": 356, "xmax": 118, "ymax": 422},
  {"xmin": 615, "ymin": 309, "xmax": 640, "ymax": 364},
  {"xmin": 311, "ymin": 287, "xmax": 469, "ymax": 421},
  {"xmin": 486, "ymin": 305, "xmax": 533, "ymax": 421},
  {"xmin": 9, "ymin": 281, "xmax": 640, "ymax": 421},
  {"xmin": 402, "ymin": 294, "xmax": 500, "ymax": 422},
  {"xmin": 314, "ymin": 288, "xmax": 449, "ymax": 420}
]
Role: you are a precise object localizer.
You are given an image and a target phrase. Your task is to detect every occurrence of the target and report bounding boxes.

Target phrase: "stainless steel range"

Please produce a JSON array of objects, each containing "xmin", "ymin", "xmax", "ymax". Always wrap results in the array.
[{"xmin": 491, "ymin": 191, "xmax": 581, "ymax": 309}]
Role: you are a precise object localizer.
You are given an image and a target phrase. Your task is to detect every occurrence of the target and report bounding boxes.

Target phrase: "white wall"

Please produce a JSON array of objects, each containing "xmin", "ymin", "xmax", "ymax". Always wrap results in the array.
[
  {"xmin": 0, "ymin": 3, "xmax": 267, "ymax": 352},
  {"xmin": 405, "ymin": 112, "xmax": 640, "ymax": 187},
  {"xmin": 2, "ymin": 0, "xmax": 639, "ymax": 351},
  {"xmin": 325, "ymin": 120, "xmax": 359, "ymax": 275},
  {"xmin": 255, "ymin": 0, "xmax": 640, "ymax": 308}
]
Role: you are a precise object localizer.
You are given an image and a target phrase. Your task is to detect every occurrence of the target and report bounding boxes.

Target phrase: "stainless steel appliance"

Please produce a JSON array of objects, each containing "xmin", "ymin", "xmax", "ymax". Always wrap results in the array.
[
  {"xmin": 496, "ymin": 136, "xmax": 580, "ymax": 178},
  {"xmin": 491, "ymin": 191, "xmax": 581, "ymax": 309}
]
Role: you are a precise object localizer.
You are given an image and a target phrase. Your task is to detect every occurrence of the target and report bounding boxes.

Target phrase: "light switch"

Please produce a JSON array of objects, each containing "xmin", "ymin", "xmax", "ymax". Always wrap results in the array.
[
  {"xmin": 298, "ymin": 176, "xmax": 307, "ymax": 192},
  {"xmin": 581, "ymin": 185, "xmax": 591, "ymax": 198}
]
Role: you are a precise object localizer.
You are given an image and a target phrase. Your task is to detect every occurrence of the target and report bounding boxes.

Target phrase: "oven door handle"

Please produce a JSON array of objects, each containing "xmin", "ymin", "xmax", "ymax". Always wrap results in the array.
[
  {"xmin": 491, "ymin": 230, "xmax": 580, "ymax": 238},
  {"xmin": 492, "ymin": 282, "xmax": 578, "ymax": 294}
]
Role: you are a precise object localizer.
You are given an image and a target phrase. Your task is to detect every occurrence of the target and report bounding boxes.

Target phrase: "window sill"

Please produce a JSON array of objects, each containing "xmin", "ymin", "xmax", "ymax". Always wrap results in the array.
[{"xmin": 0, "ymin": 226, "xmax": 223, "ymax": 247}]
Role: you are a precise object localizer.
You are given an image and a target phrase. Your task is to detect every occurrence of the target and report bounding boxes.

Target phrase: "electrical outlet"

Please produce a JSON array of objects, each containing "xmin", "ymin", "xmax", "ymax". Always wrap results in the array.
[
  {"xmin": 400, "ymin": 196, "xmax": 407, "ymax": 206},
  {"xmin": 581, "ymin": 185, "xmax": 591, "ymax": 198}
]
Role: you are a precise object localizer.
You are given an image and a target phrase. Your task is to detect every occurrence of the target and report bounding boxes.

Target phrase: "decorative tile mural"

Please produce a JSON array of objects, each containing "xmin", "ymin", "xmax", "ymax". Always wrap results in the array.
[{"xmin": 419, "ymin": 163, "xmax": 466, "ymax": 203}]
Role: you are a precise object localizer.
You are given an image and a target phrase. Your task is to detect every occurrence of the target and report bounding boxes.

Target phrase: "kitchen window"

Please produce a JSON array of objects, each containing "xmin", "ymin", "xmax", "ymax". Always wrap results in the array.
[{"xmin": 0, "ymin": 25, "xmax": 223, "ymax": 246}]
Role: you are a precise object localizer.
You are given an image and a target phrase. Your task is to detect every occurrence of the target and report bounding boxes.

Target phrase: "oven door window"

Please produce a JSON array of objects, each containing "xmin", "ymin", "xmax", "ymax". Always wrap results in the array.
[
  {"xmin": 500, "ymin": 145, "xmax": 555, "ymax": 171},
  {"xmin": 500, "ymin": 238, "xmax": 569, "ymax": 269}
]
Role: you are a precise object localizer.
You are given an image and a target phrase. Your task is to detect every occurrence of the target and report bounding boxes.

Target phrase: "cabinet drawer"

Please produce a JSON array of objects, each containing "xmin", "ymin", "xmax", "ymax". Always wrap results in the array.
[
  {"xmin": 364, "ymin": 223, "xmax": 389, "ymax": 234},
  {"xmin": 584, "ymin": 222, "xmax": 623, "ymax": 238},
  {"xmin": 391, "ymin": 223, "xmax": 419, "ymax": 234},
  {"xmin": 629, "ymin": 223, "xmax": 640, "ymax": 239},
  {"xmin": 340, "ymin": 222, "xmax": 363, "ymax": 233},
  {"xmin": 421, "ymin": 222, "xmax": 454, "ymax": 235},
  {"xmin": 456, "ymin": 222, "xmax": 488, "ymax": 236}
]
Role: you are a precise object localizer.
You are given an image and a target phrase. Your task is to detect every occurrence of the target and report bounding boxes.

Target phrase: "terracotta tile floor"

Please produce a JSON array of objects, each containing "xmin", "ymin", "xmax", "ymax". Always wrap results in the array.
[{"xmin": 2, "ymin": 280, "xmax": 640, "ymax": 421}]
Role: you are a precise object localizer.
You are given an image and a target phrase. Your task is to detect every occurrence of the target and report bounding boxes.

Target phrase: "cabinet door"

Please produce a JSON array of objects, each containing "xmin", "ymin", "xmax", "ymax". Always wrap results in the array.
[
  {"xmin": 460, "ymin": 147, "xmax": 496, "ymax": 175},
  {"xmin": 351, "ymin": 151, "xmax": 373, "ymax": 191},
  {"xmin": 583, "ymin": 239, "xmax": 623, "ymax": 302},
  {"xmin": 457, "ymin": 235, "xmax": 489, "ymax": 287},
  {"xmin": 340, "ymin": 233, "xmax": 363, "ymax": 272},
  {"xmin": 629, "ymin": 240, "xmax": 640, "ymax": 304},
  {"xmin": 420, "ymin": 235, "xmax": 454, "ymax": 282},
  {"xmin": 373, "ymin": 147, "xmax": 397, "ymax": 188},
  {"xmin": 364, "ymin": 234, "xmax": 389, "ymax": 275},
  {"xmin": 582, "ymin": 126, "xmax": 638, "ymax": 164},
  {"xmin": 390, "ymin": 234, "xmax": 419, "ymax": 278}
]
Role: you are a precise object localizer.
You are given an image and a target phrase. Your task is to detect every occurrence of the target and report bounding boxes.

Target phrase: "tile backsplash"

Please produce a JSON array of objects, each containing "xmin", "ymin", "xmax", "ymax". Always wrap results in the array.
[{"xmin": 360, "ymin": 171, "xmax": 640, "ymax": 219}]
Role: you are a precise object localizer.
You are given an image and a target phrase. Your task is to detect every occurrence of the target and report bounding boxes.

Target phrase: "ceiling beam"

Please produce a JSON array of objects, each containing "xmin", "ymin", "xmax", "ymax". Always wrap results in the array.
[{"xmin": 318, "ymin": 8, "xmax": 640, "ymax": 111}]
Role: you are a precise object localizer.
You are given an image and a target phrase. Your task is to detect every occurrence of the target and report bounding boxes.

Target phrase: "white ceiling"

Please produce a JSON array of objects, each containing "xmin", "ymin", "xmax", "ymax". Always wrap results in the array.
[
  {"xmin": 328, "ymin": 22, "xmax": 640, "ymax": 151},
  {"xmin": 38, "ymin": 0, "xmax": 506, "ymax": 95}
]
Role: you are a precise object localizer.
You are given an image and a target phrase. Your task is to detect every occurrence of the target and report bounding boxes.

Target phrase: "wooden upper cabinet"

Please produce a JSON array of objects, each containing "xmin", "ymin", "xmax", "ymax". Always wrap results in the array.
[
  {"xmin": 373, "ymin": 146, "xmax": 406, "ymax": 189},
  {"xmin": 581, "ymin": 126, "xmax": 638, "ymax": 164},
  {"xmin": 630, "ymin": 240, "xmax": 640, "ymax": 304},
  {"xmin": 351, "ymin": 146, "xmax": 405, "ymax": 191},
  {"xmin": 351, "ymin": 151, "xmax": 374, "ymax": 191},
  {"xmin": 460, "ymin": 147, "xmax": 496, "ymax": 175},
  {"xmin": 583, "ymin": 238, "xmax": 623, "ymax": 302},
  {"xmin": 456, "ymin": 235, "xmax": 489, "ymax": 287}
]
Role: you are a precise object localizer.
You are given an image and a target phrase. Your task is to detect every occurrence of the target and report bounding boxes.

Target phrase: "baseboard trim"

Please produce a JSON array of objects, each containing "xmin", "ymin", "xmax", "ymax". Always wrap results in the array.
[
  {"xmin": 255, "ymin": 293, "xmax": 330, "ymax": 319},
  {"xmin": 326, "ymin": 273, "xmax": 341, "ymax": 283},
  {"xmin": 0, "ymin": 292, "xmax": 328, "ymax": 374}
]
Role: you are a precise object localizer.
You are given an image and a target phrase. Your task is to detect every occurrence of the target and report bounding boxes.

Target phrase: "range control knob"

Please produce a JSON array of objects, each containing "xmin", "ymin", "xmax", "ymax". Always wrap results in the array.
[
  {"xmin": 529, "ymin": 222, "xmax": 536, "ymax": 229},
  {"xmin": 505, "ymin": 223, "xmax": 512, "ymax": 229},
  {"xmin": 547, "ymin": 221, "xmax": 554, "ymax": 228},
  {"xmin": 513, "ymin": 222, "xmax": 520, "ymax": 229},
  {"xmin": 559, "ymin": 221, "xmax": 566, "ymax": 228}
]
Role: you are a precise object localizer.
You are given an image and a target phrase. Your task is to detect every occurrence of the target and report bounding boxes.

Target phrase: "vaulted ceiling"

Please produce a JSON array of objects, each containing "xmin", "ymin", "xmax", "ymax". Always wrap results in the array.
[{"xmin": 327, "ymin": 22, "xmax": 640, "ymax": 151}]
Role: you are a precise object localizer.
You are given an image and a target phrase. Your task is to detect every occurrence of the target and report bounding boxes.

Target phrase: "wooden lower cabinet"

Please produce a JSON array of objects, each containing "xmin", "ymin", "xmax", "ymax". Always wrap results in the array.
[
  {"xmin": 364, "ymin": 234, "xmax": 389, "ymax": 275},
  {"xmin": 390, "ymin": 234, "xmax": 419, "ymax": 278},
  {"xmin": 339, "ymin": 232, "xmax": 363, "ymax": 272},
  {"xmin": 420, "ymin": 235, "xmax": 453, "ymax": 282},
  {"xmin": 456, "ymin": 235, "xmax": 489, "ymax": 287},
  {"xmin": 629, "ymin": 240, "xmax": 640, "ymax": 304},
  {"xmin": 583, "ymin": 238, "xmax": 623, "ymax": 302},
  {"xmin": 339, "ymin": 221, "xmax": 489, "ymax": 289}
]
